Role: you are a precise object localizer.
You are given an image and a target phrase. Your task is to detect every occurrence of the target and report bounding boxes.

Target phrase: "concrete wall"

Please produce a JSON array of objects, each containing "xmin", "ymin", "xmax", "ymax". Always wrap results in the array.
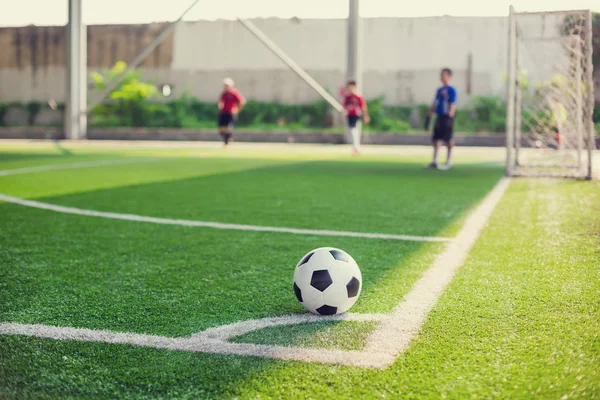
[
  {"xmin": 170, "ymin": 17, "xmax": 507, "ymax": 105},
  {"xmin": 2, "ymin": 16, "xmax": 596, "ymax": 106},
  {"xmin": 0, "ymin": 23, "xmax": 173, "ymax": 103}
]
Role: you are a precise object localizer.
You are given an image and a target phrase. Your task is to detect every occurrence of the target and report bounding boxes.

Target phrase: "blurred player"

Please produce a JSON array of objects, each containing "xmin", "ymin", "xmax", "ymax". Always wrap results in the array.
[
  {"xmin": 343, "ymin": 80, "xmax": 370, "ymax": 155},
  {"xmin": 218, "ymin": 78, "xmax": 246, "ymax": 147},
  {"xmin": 425, "ymin": 68, "xmax": 457, "ymax": 170},
  {"xmin": 549, "ymin": 96, "xmax": 566, "ymax": 150}
]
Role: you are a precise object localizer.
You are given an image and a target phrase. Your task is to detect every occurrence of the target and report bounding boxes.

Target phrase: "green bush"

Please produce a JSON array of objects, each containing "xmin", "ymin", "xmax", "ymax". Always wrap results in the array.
[
  {"xmin": 0, "ymin": 102, "xmax": 51, "ymax": 127},
  {"xmin": 88, "ymin": 113, "xmax": 123, "ymax": 128},
  {"xmin": 235, "ymin": 100, "xmax": 329, "ymax": 128},
  {"xmin": 24, "ymin": 102, "xmax": 43, "ymax": 125},
  {"xmin": 380, "ymin": 105, "xmax": 414, "ymax": 121},
  {"xmin": 2, "ymin": 59, "xmax": 597, "ymax": 135},
  {"xmin": 372, "ymin": 118, "xmax": 411, "ymax": 133},
  {"xmin": 0, "ymin": 104, "xmax": 7, "ymax": 125},
  {"xmin": 89, "ymin": 61, "xmax": 158, "ymax": 127},
  {"xmin": 365, "ymin": 97, "xmax": 413, "ymax": 132}
]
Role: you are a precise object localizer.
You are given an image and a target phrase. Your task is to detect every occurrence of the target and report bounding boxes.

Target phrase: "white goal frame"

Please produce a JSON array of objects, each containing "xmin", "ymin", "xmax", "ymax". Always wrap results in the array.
[{"xmin": 505, "ymin": 7, "xmax": 595, "ymax": 180}]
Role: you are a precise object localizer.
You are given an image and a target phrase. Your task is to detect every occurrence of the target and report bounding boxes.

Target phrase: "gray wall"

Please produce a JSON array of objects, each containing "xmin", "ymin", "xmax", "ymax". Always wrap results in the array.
[
  {"xmin": 0, "ymin": 16, "xmax": 532, "ymax": 106},
  {"xmin": 170, "ymin": 16, "xmax": 507, "ymax": 106}
]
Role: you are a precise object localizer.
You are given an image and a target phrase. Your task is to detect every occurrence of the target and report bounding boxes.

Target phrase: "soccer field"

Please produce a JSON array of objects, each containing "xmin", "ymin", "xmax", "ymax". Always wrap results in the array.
[{"xmin": 0, "ymin": 141, "xmax": 598, "ymax": 399}]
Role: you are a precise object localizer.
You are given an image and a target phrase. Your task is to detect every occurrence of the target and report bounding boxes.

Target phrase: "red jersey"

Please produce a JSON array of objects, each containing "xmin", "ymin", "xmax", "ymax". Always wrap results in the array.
[
  {"xmin": 219, "ymin": 89, "xmax": 245, "ymax": 113},
  {"xmin": 344, "ymin": 93, "xmax": 366, "ymax": 116}
]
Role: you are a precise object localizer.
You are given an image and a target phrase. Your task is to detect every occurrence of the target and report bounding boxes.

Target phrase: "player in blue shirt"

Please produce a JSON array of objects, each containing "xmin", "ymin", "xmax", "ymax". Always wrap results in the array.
[{"xmin": 425, "ymin": 68, "xmax": 457, "ymax": 170}]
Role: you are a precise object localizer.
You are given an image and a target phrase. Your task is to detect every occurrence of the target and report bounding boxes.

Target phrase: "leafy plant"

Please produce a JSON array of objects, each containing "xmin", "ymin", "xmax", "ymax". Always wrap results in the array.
[{"xmin": 90, "ymin": 61, "xmax": 158, "ymax": 127}]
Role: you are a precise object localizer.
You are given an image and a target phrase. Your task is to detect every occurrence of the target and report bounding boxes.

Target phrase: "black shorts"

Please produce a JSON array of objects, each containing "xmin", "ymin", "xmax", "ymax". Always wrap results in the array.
[
  {"xmin": 218, "ymin": 113, "xmax": 236, "ymax": 128},
  {"xmin": 433, "ymin": 115, "xmax": 454, "ymax": 143},
  {"xmin": 347, "ymin": 115, "xmax": 361, "ymax": 128}
]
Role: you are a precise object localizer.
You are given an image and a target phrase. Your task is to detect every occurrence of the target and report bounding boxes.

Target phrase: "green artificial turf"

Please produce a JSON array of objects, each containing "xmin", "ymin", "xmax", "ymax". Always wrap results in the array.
[
  {"xmin": 230, "ymin": 321, "xmax": 379, "ymax": 351},
  {"xmin": 2, "ymin": 143, "xmax": 596, "ymax": 399},
  {"xmin": 0, "ymin": 202, "xmax": 443, "ymax": 333},
  {"xmin": 221, "ymin": 178, "xmax": 600, "ymax": 399},
  {"xmin": 0, "ymin": 149, "xmax": 503, "ymax": 238}
]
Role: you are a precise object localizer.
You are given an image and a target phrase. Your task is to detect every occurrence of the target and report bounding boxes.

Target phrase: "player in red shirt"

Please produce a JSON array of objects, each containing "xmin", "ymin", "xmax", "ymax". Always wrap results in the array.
[
  {"xmin": 218, "ymin": 78, "xmax": 246, "ymax": 146},
  {"xmin": 343, "ymin": 80, "xmax": 370, "ymax": 155}
]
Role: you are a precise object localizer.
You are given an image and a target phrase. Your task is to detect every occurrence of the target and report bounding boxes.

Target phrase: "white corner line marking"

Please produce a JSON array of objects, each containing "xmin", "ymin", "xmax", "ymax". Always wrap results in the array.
[
  {"xmin": 0, "ymin": 314, "xmax": 392, "ymax": 369},
  {"xmin": 0, "ymin": 157, "xmax": 161, "ymax": 177},
  {"xmin": 0, "ymin": 193, "xmax": 451, "ymax": 242},
  {"xmin": 0, "ymin": 178, "xmax": 511, "ymax": 369},
  {"xmin": 364, "ymin": 177, "xmax": 511, "ymax": 364}
]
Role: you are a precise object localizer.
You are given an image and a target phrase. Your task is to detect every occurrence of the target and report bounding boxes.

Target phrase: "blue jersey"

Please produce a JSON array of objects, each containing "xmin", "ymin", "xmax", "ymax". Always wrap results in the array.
[{"xmin": 433, "ymin": 86, "xmax": 457, "ymax": 116}]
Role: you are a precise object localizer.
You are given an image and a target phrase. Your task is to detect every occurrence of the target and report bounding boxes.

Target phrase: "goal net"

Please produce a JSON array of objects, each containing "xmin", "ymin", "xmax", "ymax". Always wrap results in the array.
[{"xmin": 506, "ymin": 8, "xmax": 595, "ymax": 179}]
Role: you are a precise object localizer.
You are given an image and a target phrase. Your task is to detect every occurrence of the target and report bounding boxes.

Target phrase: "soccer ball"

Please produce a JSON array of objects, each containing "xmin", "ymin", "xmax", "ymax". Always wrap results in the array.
[{"xmin": 293, "ymin": 247, "xmax": 362, "ymax": 315}]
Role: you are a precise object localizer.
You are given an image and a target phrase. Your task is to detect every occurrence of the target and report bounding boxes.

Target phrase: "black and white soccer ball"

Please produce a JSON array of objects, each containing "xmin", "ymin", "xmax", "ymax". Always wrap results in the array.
[{"xmin": 293, "ymin": 247, "xmax": 362, "ymax": 315}]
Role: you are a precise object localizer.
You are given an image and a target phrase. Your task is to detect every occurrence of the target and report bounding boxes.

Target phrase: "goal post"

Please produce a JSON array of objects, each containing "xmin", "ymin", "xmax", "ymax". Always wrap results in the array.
[{"xmin": 506, "ymin": 8, "xmax": 595, "ymax": 179}]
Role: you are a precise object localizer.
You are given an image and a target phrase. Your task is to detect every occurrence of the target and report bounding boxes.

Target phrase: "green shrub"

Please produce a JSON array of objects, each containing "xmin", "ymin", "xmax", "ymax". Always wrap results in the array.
[
  {"xmin": 3, "ymin": 71, "xmax": 596, "ymax": 135},
  {"xmin": 365, "ymin": 97, "xmax": 384, "ymax": 128},
  {"xmin": 89, "ymin": 61, "xmax": 157, "ymax": 127},
  {"xmin": 374, "ymin": 118, "xmax": 411, "ymax": 133},
  {"xmin": 25, "ymin": 102, "xmax": 43, "ymax": 125},
  {"xmin": 380, "ymin": 105, "xmax": 413, "ymax": 121},
  {"xmin": 234, "ymin": 100, "xmax": 329, "ymax": 128},
  {"xmin": 0, "ymin": 102, "xmax": 49, "ymax": 127},
  {"xmin": 88, "ymin": 114, "xmax": 123, "ymax": 128},
  {"xmin": 0, "ymin": 104, "xmax": 7, "ymax": 125}
]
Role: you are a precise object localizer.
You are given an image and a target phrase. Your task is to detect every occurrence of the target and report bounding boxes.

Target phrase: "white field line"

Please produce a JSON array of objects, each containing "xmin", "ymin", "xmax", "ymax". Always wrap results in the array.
[
  {"xmin": 198, "ymin": 312, "xmax": 387, "ymax": 340},
  {"xmin": 0, "ymin": 178, "xmax": 511, "ymax": 368},
  {"xmin": 0, "ymin": 193, "xmax": 451, "ymax": 242},
  {"xmin": 364, "ymin": 177, "xmax": 511, "ymax": 362},
  {"xmin": 0, "ymin": 157, "xmax": 161, "ymax": 177},
  {"xmin": 0, "ymin": 313, "xmax": 393, "ymax": 368}
]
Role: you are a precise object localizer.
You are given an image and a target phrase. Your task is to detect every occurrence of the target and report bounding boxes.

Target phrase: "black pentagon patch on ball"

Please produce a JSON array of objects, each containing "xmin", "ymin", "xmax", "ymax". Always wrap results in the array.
[
  {"xmin": 310, "ymin": 270, "xmax": 333, "ymax": 292},
  {"xmin": 297, "ymin": 251, "xmax": 314, "ymax": 267},
  {"xmin": 346, "ymin": 277, "xmax": 360, "ymax": 298},
  {"xmin": 316, "ymin": 305, "xmax": 337, "ymax": 315},
  {"xmin": 293, "ymin": 282, "xmax": 303, "ymax": 302},
  {"xmin": 329, "ymin": 249, "xmax": 349, "ymax": 262}
]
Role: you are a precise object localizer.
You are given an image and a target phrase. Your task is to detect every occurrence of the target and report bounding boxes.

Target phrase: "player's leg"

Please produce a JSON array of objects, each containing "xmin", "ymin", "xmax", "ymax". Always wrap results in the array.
[
  {"xmin": 219, "ymin": 128, "xmax": 231, "ymax": 146},
  {"xmin": 226, "ymin": 113, "xmax": 237, "ymax": 145},
  {"xmin": 428, "ymin": 140, "xmax": 440, "ymax": 168},
  {"xmin": 219, "ymin": 113, "xmax": 233, "ymax": 146},
  {"xmin": 348, "ymin": 115, "xmax": 360, "ymax": 155},
  {"xmin": 443, "ymin": 117, "xmax": 455, "ymax": 168},
  {"xmin": 439, "ymin": 139, "xmax": 454, "ymax": 170},
  {"xmin": 218, "ymin": 113, "xmax": 228, "ymax": 145},
  {"xmin": 223, "ymin": 131, "xmax": 232, "ymax": 146},
  {"xmin": 426, "ymin": 116, "xmax": 441, "ymax": 168}
]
